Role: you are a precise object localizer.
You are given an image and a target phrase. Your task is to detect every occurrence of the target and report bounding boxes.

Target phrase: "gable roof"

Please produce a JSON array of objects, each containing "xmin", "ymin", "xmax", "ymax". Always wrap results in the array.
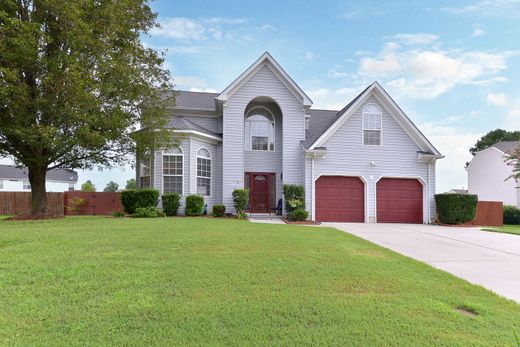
[
  {"xmin": 305, "ymin": 82, "xmax": 442, "ymax": 157},
  {"xmin": 0, "ymin": 165, "xmax": 78, "ymax": 182},
  {"xmin": 167, "ymin": 116, "xmax": 220, "ymax": 137},
  {"xmin": 173, "ymin": 91, "xmax": 218, "ymax": 111},
  {"xmin": 217, "ymin": 52, "xmax": 313, "ymax": 107},
  {"xmin": 491, "ymin": 141, "xmax": 520, "ymax": 155}
]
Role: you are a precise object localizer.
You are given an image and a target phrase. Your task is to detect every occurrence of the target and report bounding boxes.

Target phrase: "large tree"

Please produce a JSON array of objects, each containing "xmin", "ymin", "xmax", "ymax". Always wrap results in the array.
[
  {"xmin": 466, "ymin": 129, "xmax": 520, "ymax": 167},
  {"xmin": 0, "ymin": 0, "xmax": 173, "ymax": 215}
]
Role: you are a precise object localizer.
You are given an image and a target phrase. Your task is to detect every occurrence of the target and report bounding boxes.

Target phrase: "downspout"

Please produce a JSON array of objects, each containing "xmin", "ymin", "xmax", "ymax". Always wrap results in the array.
[
  {"xmin": 427, "ymin": 162, "xmax": 431, "ymax": 223},
  {"xmin": 311, "ymin": 155, "xmax": 315, "ymax": 220}
]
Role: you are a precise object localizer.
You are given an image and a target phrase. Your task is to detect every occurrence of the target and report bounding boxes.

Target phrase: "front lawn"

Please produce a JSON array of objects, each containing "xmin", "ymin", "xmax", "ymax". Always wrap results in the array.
[
  {"xmin": 1, "ymin": 217, "xmax": 519, "ymax": 346},
  {"xmin": 482, "ymin": 225, "xmax": 520, "ymax": 236}
]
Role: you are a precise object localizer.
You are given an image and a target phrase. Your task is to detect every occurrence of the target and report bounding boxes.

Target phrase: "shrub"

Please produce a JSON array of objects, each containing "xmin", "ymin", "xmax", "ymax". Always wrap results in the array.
[
  {"xmin": 120, "ymin": 189, "xmax": 159, "ymax": 214},
  {"xmin": 212, "ymin": 204, "xmax": 226, "ymax": 217},
  {"xmin": 288, "ymin": 208, "xmax": 308, "ymax": 221},
  {"xmin": 112, "ymin": 211, "xmax": 125, "ymax": 218},
  {"xmin": 283, "ymin": 184, "xmax": 305, "ymax": 213},
  {"xmin": 504, "ymin": 205, "xmax": 520, "ymax": 225},
  {"xmin": 162, "ymin": 193, "xmax": 181, "ymax": 216},
  {"xmin": 232, "ymin": 189, "xmax": 249, "ymax": 214},
  {"xmin": 66, "ymin": 197, "xmax": 86, "ymax": 212},
  {"xmin": 435, "ymin": 193, "xmax": 478, "ymax": 224},
  {"xmin": 131, "ymin": 206, "xmax": 165, "ymax": 218},
  {"xmin": 185, "ymin": 195, "xmax": 204, "ymax": 216}
]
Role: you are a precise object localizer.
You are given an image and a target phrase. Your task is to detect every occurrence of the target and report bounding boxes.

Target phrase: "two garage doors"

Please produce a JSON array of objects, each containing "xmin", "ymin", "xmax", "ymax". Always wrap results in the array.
[{"xmin": 315, "ymin": 176, "xmax": 423, "ymax": 223}]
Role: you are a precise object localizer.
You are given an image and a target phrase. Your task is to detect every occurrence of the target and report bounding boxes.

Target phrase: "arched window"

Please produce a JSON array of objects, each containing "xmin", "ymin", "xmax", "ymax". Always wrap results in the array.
[
  {"xmin": 197, "ymin": 148, "xmax": 211, "ymax": 196},
  {"xmin": 163, "ymin": 147, "xmax": 183, "ymax": 194},
  {"xmin": 245, "ymin": 106, "xmax": 275, "ymax": 151},
  {"xmin": 362, "ymin": 104, "xmax": 382, "ymax": 146}
]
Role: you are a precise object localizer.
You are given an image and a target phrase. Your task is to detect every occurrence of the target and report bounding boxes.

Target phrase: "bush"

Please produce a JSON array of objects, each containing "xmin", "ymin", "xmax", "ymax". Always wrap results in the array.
[
  {"xmin": 185, "ymin": 195, "xmax": 204, "ymax": 216},
  {"xmin": 212, "ymin": 204, "xmax": 226, "ymax": 217},
  {"xmin": 288, "ymin": 208, "xmax": 308, "ymax": 221},
  {"xmin": 112, "ymin": 211, "xmax": 125, "ymax": 218},
  {"xmin": 66, "ymin": 197, "xmax": 86, "ymax": 212},
  {"xmin": 120, "ymin": 189, "xmax": 159, "ymax": 214},
  {"xmin": 131, "ymin": 206, "xmax": 165, "ymax": 218},
  {"xmin": 283, "ymin": 184, "xmax": 305, "ymax": 213},
  {"xmin": 232, "ymin": 189, "xmax": 249, "ymax": 213},
  {"xmin": 504, "ymin": 205, "xmax": 520, "ymax": 225},
  {"xmin": 162, "ymin": 193, "xmax": 181, "ymax": 216},
  {"xmin": 435, "ymin": 193, "xmax": 478, "ymax": 224}
]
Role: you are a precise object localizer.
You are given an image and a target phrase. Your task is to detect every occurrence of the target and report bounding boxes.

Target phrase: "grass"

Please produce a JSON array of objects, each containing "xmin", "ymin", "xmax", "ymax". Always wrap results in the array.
[
  {"xmin": 482, "ymin": 224, "xmax": 520, "ymax": 236},
  {"xmin": 1, "ymin": 217, "xmax": 519, "ymax": 346}
]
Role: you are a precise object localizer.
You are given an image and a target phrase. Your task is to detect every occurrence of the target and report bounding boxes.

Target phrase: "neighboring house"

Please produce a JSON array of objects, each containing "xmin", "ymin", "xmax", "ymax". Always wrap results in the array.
[
  {"xmin": 136, "ymin": 52, "xmax": 443, "ymax": 223},
  {"xmin": 449, "ymin": 189, "xmax": 468, "ymax": 194},
  {"xmin": 0, "ymin": 165, "xmax": 78, "ymax": 192},
  {"xmin": 467, "ymin": 141, "xmax": 520, "ymax": 208}
]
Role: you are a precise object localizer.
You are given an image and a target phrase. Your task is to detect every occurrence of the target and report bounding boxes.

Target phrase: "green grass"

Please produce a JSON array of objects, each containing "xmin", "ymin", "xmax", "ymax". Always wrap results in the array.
[
  {"xmin": 482, "ymin": 224, "xmax": 520, "ymax": 236},
  {"xmin": 1, "ymin": 217, "xmax": 519, "ymax": 346}
]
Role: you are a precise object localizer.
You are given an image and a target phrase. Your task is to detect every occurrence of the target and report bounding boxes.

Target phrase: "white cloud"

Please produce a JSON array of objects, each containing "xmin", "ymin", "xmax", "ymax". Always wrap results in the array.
[
  {"xmin": 259, "ymin": 24, "xmax": 276, "ymax": 31},
  {"xmin": 472, "ymin": 27, "xmax": 486, "ymax": 37},
  {"xmin": 486, "ymin": 92, "xmax": 509, "ymax": 106},
  {"xmin": 445, "ymin": 0, "xmax": 520, "ymax": 17},
  {"xmin": 391, "ymin": 33, "xmax": 439, "ymax": 45},
  {"xmin": 174, "ymin": 76, "xmax": 209, "ymax": 89},
  {"xmin": 307, "ymin": 88, "xmax": 332, "ymax": 98},
  {"xmin": 189, "ymin": 87, "xmax": 218, "ymax": 93},
  {"xmin": 151, "ymin": 17, "xmax": 249, "ymax": 41},
  {"xmin": 359, "ymin": 43, "xmax": 402, "ymax": 76},
  {"xmin": 304, "ymin": 52, "xmax": 320, "ymax": 60}
]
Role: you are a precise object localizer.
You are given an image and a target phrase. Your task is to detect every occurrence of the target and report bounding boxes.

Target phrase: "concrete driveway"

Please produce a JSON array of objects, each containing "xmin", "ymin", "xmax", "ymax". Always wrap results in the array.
[{"xmin": 323, "ymin": 223, "xmax": 520, "ymax": 303}]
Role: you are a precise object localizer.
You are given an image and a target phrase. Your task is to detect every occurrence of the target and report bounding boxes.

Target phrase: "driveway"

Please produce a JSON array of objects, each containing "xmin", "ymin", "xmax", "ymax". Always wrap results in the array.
[{"xmin": 323, "ymin": 223, "xmax": 520, "ymax": 303}]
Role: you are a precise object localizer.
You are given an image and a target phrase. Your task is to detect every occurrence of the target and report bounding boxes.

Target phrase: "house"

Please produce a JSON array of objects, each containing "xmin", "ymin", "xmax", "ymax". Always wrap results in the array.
[
  {"xmin": 136, "ymin": 52, "xmax": 443, "ymax": 223},
  {"xmin": 0, "ymin": 165, "xmax": 78, "ymax": 192},
  {"xmin": 467, "ymin": 141, "xmax": 520, "ymax": 208}
]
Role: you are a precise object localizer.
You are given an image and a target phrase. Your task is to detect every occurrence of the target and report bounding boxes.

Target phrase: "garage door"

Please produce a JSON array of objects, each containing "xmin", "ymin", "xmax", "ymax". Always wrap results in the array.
[
  {"xmin": 377, "ymin": 178, "xmax": 423, "ymax": 224},
  {"xmin": 316, "ymin": 176, "xmax": 364, "ymax": 222}
]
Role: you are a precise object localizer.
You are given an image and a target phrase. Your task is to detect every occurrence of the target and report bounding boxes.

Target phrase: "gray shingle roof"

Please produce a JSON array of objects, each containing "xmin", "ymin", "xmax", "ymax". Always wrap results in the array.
[
  {"xmin": 174, "ymin": 91, "xmax": 218, "ymax": 111},
  {"xmin": 0, "ymin": 165, "xmax": 78, "ymax": 182},
  {"xmin": 491, "ymin": 141, "xmax": 520, "ymax": 154},
  {"xmin": 167, "ymin": 116, "xmax": 221, "ymax": 138}
]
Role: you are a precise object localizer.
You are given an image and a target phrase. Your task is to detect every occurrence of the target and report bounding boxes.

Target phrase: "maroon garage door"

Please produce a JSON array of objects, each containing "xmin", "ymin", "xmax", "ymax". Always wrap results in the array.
[
  {"xmin": 377, "ymin": 178, "xmax": 423, "ymax": 224},
  {"xmin": 315, "ymin": 176, "xmax": 364, "ymax": 222}
]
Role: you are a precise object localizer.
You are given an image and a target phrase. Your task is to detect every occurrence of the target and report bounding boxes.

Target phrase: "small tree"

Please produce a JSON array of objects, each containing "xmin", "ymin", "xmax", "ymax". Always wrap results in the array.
[
  {"xmin": 103, "ymin": 181, "xmax": 119, "ymax": 192},
  {"xmin": 81, "ymin": 180, "xmax": 96, "ymax": 192},
  {"xmin": 125, "ymin": 179, "xmax": 137, "ymax": 190},
  {"xmin": 506, "ymin": 146, "xmax": 520, "ymax": 180}
]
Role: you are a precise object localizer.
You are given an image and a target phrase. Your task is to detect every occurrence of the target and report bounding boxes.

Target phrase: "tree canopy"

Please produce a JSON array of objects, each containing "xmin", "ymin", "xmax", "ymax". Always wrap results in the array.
[
  {"xmin": 81, "ymin": 180, "xmax": 96, "ymax": 192},
  {"xmin": 103, "ymin": 181, "xmax": 119, "ymax": 192},
  {"xmin": 125, "ymin": 178, "xmax": 137, "ymax": 190},
  {"xmin": 466, "ymin": 129, "xmax": 520, "ymax": 167},
  {"xmin": 0, "ymin": 0, "xmax": 174, "ymax": 215}
]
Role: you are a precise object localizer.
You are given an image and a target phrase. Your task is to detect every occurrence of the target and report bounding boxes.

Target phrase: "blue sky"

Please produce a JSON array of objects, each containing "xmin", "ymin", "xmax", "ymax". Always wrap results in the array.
[{"xmin": 6, "ymin": 0, "xmax": 519, "ymax": 192}]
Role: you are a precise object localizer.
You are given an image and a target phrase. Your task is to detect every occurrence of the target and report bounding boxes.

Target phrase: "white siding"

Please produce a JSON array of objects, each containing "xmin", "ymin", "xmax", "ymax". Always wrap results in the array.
[
  {"xmin": 222, "ymin": 64, "xmax": 305, "ymax": 212},
  {"xmin": 309, "ymin": 96, "xmax": 433, "ymax": 223},
  {"xmin": 468, "ymin": 148, "xmax": 519, "ymax": 207},
  {"xmin": 190, "ymin": 137, "xmax": 220, "ymax": 210}
]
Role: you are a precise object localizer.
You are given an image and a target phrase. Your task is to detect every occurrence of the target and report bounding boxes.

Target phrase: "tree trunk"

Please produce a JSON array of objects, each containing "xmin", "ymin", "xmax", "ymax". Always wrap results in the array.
[{"xmin": 28, "ymin": 165, "xmax": 48, "ymax": 216}]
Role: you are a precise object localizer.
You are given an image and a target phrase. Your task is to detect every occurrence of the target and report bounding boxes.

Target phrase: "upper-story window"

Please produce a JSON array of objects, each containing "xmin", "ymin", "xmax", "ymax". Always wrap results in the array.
[
  {"xmin": 163, "ymin": 147, "xmax": 183, "ymax": 195},
  {"xmin": 363, "ymin": 104, "xmax": 382, "ymax": 146},
  {"xmin": 23, "ymin": 181, "xmax": 31, "ymax": 190},
  {"xmin": 196, "ymin": 148, "xmax": 211, "ymax": 196},
  {"xmin": 245, "ymin": 106, "xmax": 275, "ymax": 151}
]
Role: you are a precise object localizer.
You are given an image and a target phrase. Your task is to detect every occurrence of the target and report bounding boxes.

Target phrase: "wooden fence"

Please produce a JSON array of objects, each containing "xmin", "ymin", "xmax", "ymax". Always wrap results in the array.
[
  {"xmin": 0, "ymin": 192, "xmax": 64, "ymax": 216},
  {"xmin": 469, "ymin": 201, "xmax": 503, "ymax": 227},
  {"xmin": 64, "ymin": 191, "xmax": 123, "ymax": 216}
]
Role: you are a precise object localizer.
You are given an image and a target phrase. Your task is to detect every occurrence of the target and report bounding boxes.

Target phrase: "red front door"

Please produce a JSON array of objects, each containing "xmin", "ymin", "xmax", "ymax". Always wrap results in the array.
[{"xmin": 246, "ymin": 173, "xmax": 272, "ymax": 213}]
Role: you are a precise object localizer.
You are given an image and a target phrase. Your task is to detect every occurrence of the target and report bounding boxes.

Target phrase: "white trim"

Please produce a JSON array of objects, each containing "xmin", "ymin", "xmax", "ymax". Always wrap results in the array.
[
  {"xmin": 312, "ymin": 173, "xmax": 368, "ymax": 223},
  {"xmin": 162, "ymin": 147, "xmax": 184, "ymax": 196},
  {"xmin": 217, "ymin": 52, "xmax": 313, "ymax": 107},
  {"xmin": 244, "ymin": 105, "xmax": 276, "ymax": 152},
  {"xmin": 374, "ymin": 176, "xmax": 428, "ymax": 224},
  {"xmin": 171, "ymin": 130, "xmax": 221, "ymax": 143},
  {"xmin": 309, "ymin": 82, "xmax": 442, "ymax": 157},
  {"xmin": 196, "ymin": 147, "xmax": 212, "ymax": 197},
  {"xmin": 362, "ymin": 103, "xmax": 383, "ymax": 146}
]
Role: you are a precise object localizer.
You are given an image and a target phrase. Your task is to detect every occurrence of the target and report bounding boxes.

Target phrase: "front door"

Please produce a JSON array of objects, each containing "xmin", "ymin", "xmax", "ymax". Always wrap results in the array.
[{"xmin": 246, "ymin": 173, "xmax": 271, "ymax": 213}]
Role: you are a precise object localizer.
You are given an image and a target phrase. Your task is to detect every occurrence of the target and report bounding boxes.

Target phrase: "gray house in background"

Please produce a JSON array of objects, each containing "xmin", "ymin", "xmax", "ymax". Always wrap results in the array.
[
  {"xmin": 136, "ymin": 52, "xmax": 443, "ymax": 223},
  {"xmin": 0, "ymin": 165, "xmax": 77, "ymax": 192}
]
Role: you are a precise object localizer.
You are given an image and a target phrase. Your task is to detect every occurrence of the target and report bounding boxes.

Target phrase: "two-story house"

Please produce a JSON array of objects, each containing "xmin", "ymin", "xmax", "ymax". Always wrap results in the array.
[{"xmin": 135, "ymin": 52, "xmax": 443, "ymax": 223}]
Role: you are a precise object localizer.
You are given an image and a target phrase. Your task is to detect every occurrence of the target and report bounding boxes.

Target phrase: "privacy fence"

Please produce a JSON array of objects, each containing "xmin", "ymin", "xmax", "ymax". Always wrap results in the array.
[
  {"xmin": 0, "ymin": 192, "xmax": 64, "ymax": 216},
  {"xmin": 468, "ymin": 201, "xmax": 503, "ymax": 227},
  {"xmin": 64, "ymin": 191, "xmax": 123, "ymax": 216}
]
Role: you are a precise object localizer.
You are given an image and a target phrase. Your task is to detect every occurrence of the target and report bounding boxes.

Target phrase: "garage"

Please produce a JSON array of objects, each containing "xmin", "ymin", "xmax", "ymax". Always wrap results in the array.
[
  {"xmin": 315, "ymin": 176, "xmax": 364, "ymax": 222},
  {"xmin": 377, "ymin": 178, "xmax": 423, "ymax": 224}
]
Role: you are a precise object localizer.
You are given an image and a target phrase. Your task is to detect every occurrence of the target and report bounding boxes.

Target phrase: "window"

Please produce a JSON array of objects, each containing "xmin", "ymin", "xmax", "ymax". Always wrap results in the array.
[
  {"xmin": 245, "ymin": 107, "xmax": 275, "ymax": 151},
  {"xmin": 23, "ymin": 181, "xmax": 31, "ymax": 190},
  {"xmin": 163, "ymin": 147, "xmax": 183, "ymax": 194},
  {"xmin": 197, "ymin": 148, "xmax": 211, "ymax": 196},
  {"xmin": 363, "ymin": 104, "xmax": 382, "ymax": 145},
  {"xmin": 140, "ymin": 153, "xmax": 152, "ymax": 189}
]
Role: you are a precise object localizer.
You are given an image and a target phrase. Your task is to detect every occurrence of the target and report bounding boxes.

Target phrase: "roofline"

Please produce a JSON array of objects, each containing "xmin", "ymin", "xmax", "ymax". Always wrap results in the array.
[
  {"xmin": 172, "ymin": 129, "xmax": 222, "ymax": 142},
  {"xmin": 465, "ymin": 146, "xmax": 507, "ymax": 171},
  {"xmin": 217, "ymin": 52, "xmax": 313, "ymax": 107}
]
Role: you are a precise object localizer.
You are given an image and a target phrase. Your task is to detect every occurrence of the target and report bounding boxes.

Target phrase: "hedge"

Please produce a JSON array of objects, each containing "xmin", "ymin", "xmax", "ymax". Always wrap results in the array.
[
  {"xmin": 232, "ymin": 189, "xmax": 249, "ymax": 213},
  {"xmin": 283, "ymin": 184, "xmax": 305, "ymax": 214},
  {"xmin": 435, "ymin": 193, "xmax": 478, "ymax": 224},
  {"xmin": 120, "ymin": 189, "xmax": 159, "ymax": 215},
  {"xmin": 212, "ymin": 204, "xmax": 226, "ymax": 217},
  {"xmin": 504, "ymin": 205, "xmax": 520, "ymax": 225},
  {"xmin": 288, "ymin": 208, "xmax": 308, "ymax": 221},
  {"xmin": 162, "ymin": 193, "xmax": 181, "ymax": 216},
  {"xmin": 185, "ymin": 195, "xmax": 204, "ymax": 216}
]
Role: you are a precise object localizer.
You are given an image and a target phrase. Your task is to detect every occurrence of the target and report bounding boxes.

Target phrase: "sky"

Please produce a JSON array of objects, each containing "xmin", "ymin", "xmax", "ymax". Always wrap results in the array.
[{"xmin": 4, "ymin": 0, "xmax": 519, "ymax": 192}]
